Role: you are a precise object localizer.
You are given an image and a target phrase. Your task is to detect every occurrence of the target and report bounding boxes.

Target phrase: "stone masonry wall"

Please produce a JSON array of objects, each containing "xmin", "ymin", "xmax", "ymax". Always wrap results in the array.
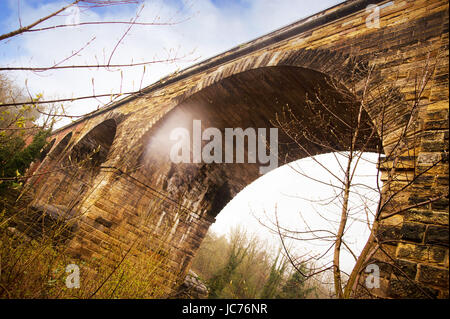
[{"xmin": 27, "ymin": 0, "xmax": 448, "ymax": 297}]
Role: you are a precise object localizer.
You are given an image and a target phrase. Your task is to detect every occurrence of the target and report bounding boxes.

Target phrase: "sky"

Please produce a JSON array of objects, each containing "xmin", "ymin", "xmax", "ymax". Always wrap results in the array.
[{"xmin": 0, "ymin": 0, "xmax": 382, "ymax": 276}]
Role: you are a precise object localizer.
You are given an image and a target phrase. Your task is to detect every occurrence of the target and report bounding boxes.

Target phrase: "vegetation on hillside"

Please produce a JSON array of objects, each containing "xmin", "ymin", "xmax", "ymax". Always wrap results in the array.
[
  {"xmin": 191, "ymin": 227, "xmax": 331, "ymax": 299},
  {"xmin": 0, "ymin": 74, "xmax": 175, "ymax": 299}
]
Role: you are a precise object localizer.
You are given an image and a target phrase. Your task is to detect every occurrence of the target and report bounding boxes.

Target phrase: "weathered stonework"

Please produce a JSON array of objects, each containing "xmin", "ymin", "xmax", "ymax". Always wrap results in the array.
[{"xmin": 26, "ymin": 0, "xmax": 448, "ymax": 298}]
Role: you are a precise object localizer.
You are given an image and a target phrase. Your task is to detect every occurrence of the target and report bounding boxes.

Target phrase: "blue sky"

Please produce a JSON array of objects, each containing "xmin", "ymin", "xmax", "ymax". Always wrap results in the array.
[
  {"xmin": 0, "ymin": 0, "xmax": 251, "ymax": 35},
  {"xmin": 0, "ymin": 0, "xmax": 142, "ymax": 34}
]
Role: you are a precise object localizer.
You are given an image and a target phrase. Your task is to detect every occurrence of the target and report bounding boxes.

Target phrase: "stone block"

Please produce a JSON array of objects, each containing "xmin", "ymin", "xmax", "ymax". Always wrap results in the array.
[
  {"xmin": 400, "ymin": 222, "xmax": 426, "ymax": 243},
  {"xmin": 417, "ymin": 264, "xmax": 449, "ymax": 288},
  {"xmin": 388, "ymin": 277, "xmax": 440, "ymax": 298},
  {"xmin": 397, "ymin": 243, "xmax": 428, "ymax": 262},
  {"xmin": 425, "ymin": 226, "xmax": 449, "ymax": 246}
]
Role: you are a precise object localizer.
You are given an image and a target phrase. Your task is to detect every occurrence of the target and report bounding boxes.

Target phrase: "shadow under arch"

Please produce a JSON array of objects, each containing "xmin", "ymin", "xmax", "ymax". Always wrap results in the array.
[
  {"xmin": 39, "ymin": 138, "xmax": 55, "ymax": 162},
  {"xmin": 137, "ymin": 65, "xmax": 383, "ymax": 220},
  {"xmin": 48, "ymin": 131, "xmax": 73, "ymax": 162}
]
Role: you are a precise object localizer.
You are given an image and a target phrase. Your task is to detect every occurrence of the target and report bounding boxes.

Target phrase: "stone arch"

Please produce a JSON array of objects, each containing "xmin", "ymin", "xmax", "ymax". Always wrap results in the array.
[
  {"xmin": 65, "ymin": 119, "xmax": 117, "ymax": 171},
  {"xmin": 115, "ymin": 63, "xmax": 386, "ymax": 280},
  {"xmin": 34, "ymin": 120, "xmax": 117, "ymax": 209},
  {"xmin": 118, "ymin": 49, "xmax": 369, "ymax": 174},
  {"xmin": 23, "ymin": 0, "xmax": 448, "ymax": 297},
  {"xmin": 73, "ymin": 112, "xmax": 128, "ymax": 170},
  {"xmin": 135, "ymin": 64, "xmax": 381, "ymax": 220}
]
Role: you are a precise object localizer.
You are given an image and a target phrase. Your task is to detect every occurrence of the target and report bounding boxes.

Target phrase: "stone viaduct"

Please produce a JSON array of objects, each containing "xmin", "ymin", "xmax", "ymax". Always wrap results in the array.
[{"xmin": 26, "ymin": 0, "xmax": 448, "ymax": 298}]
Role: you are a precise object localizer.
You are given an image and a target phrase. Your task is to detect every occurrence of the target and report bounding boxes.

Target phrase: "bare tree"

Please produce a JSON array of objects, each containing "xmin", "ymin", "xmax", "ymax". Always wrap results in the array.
[
  {"xmin": 0, "ymin": 0, "xmax": 195, "ymax": 110},
  {"xmin": 258, "ymin": 53, "xmax": 448, "ymax": 298}
]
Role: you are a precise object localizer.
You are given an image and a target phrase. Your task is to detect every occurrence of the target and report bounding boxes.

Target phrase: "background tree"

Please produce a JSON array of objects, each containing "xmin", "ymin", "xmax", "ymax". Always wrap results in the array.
[
  {"xmin": 0, "ymin": 74, "xmax": 52, "ymax": 195},
  {"xmin": 259, "ymin": 250, "xmax": 287, "ymax": 298},
  {"xmin": 207, "ymin": 227, "xmax": 251, "ymax": 299},
  {"xmin": 191, "ymin": 227, "xmax": 326, "ymax": 299},
  {"xmin": 278, "ymin": 265, "xmax": 317, "ymax": 299}
]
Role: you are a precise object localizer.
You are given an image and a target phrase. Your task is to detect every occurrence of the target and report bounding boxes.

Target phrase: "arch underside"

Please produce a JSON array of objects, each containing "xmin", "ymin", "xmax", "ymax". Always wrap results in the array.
[{"xmin": 138, "ymin": 66, "xmax": 382, "ymax": 218}]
